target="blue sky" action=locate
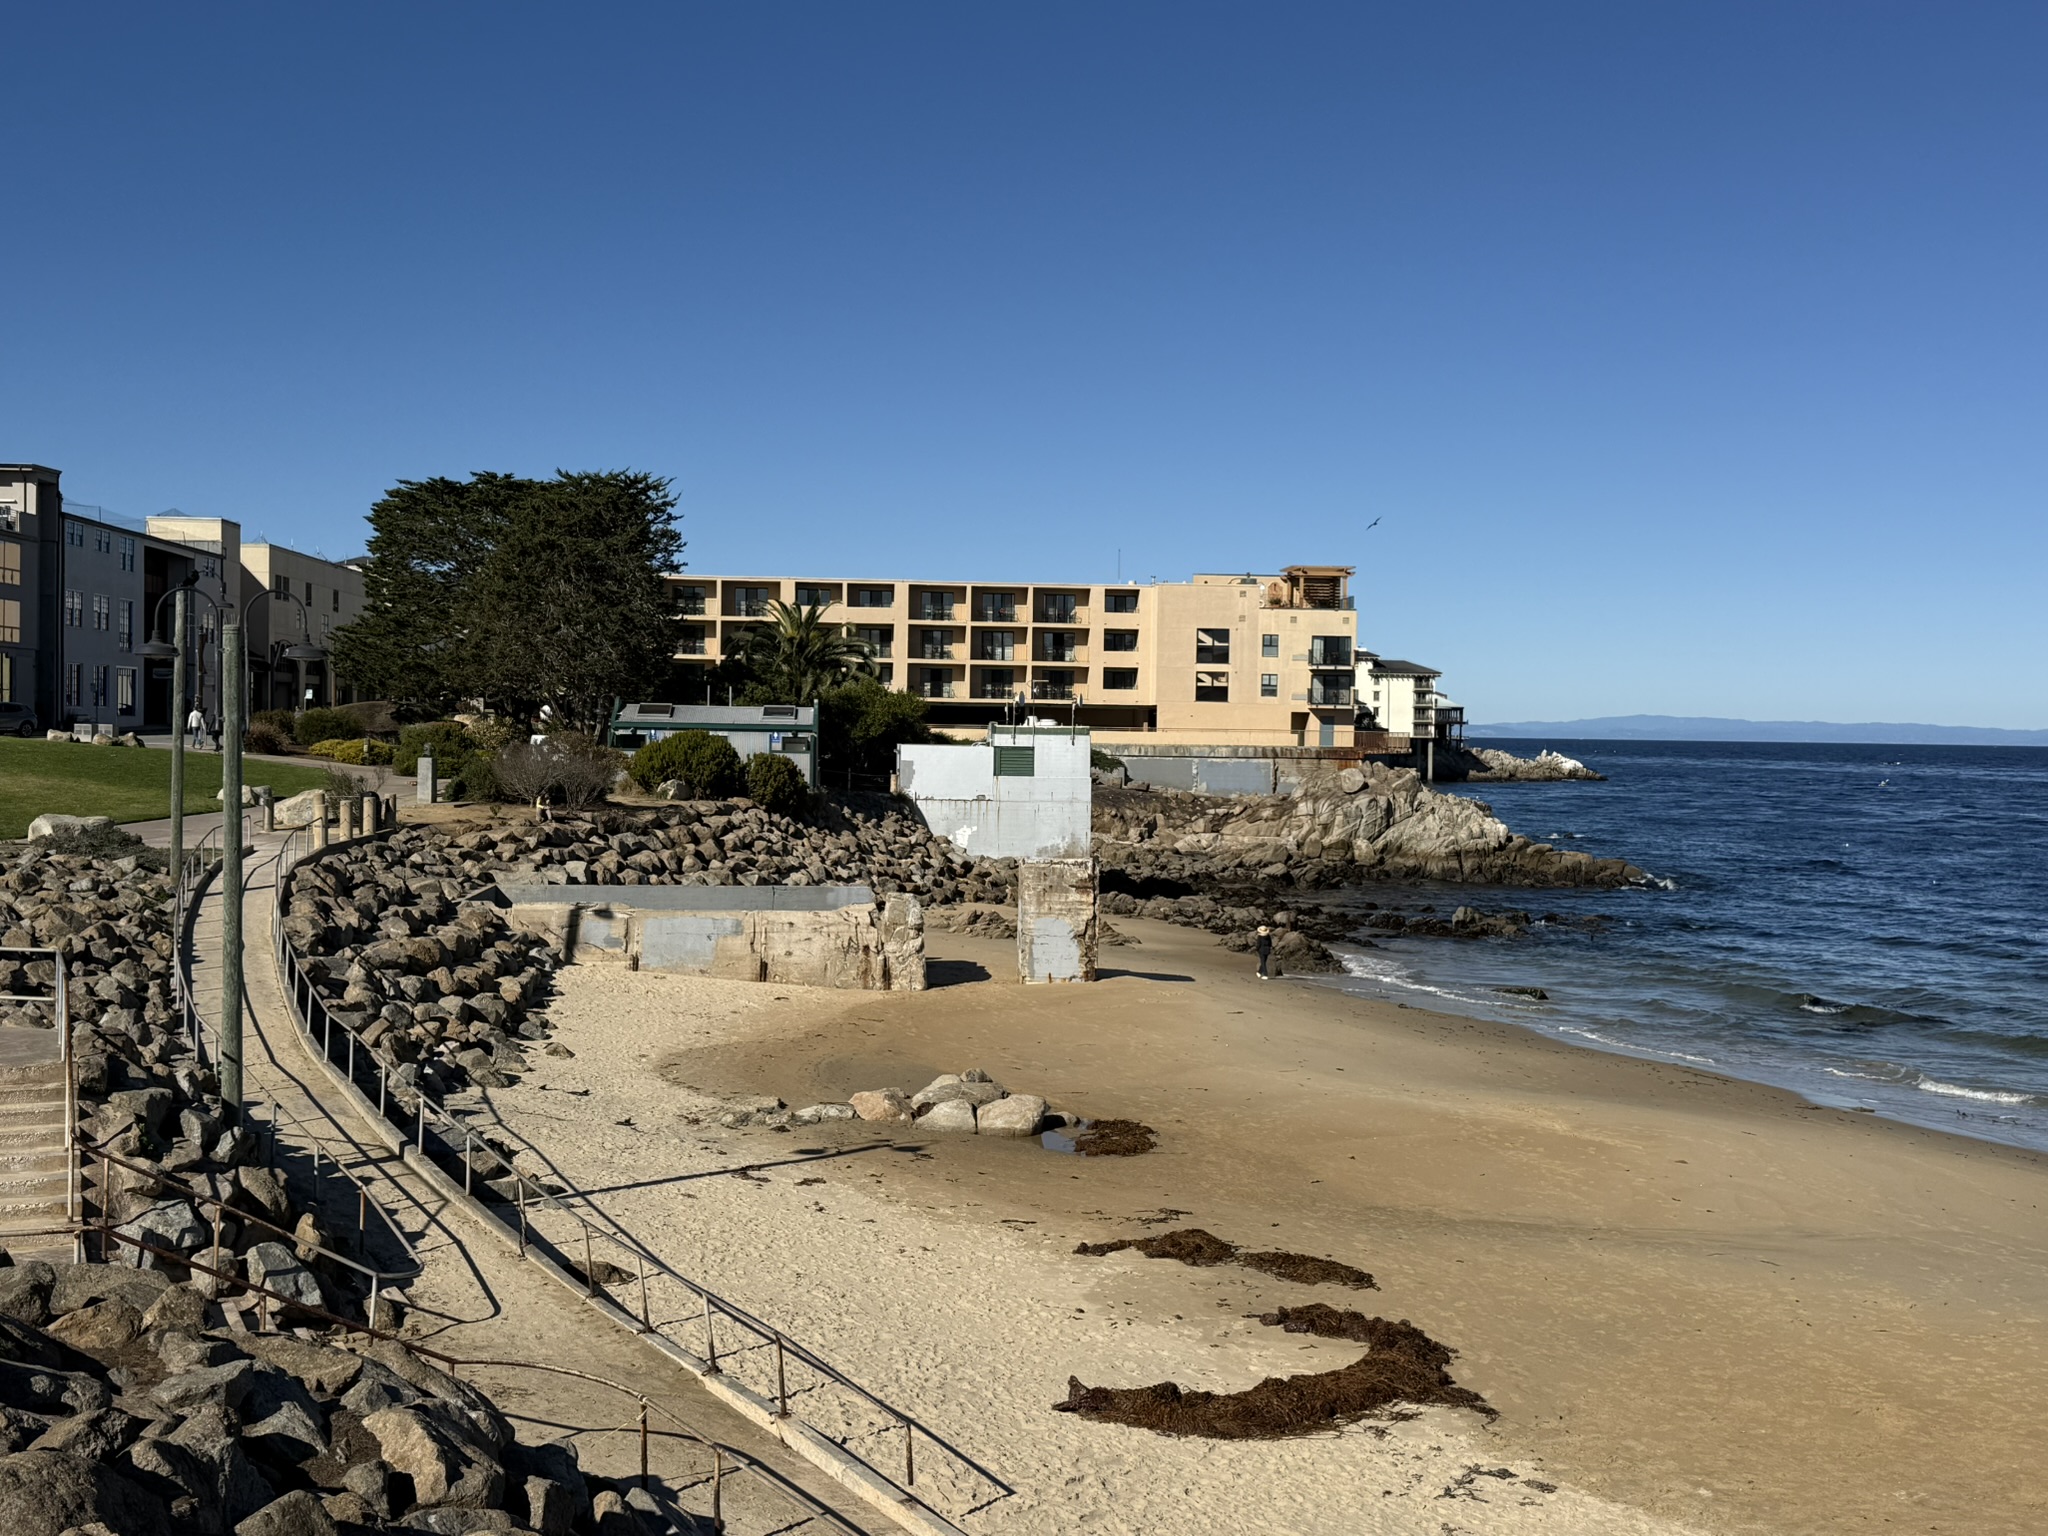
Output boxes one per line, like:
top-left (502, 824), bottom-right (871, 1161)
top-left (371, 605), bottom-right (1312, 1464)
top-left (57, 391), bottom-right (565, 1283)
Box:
top-left (6, 3), bottom-right (2043, 727)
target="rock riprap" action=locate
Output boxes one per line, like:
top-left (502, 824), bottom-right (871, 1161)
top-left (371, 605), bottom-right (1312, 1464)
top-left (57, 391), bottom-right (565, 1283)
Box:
top-left (0, 1286), bottom-right (632, 1534)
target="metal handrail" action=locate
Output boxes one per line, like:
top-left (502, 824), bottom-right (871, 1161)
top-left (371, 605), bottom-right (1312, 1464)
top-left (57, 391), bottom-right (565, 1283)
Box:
top-left (172, 824), bottom-right (424, 1289)
top-left (272, 826), bottom-right (1009, 1521)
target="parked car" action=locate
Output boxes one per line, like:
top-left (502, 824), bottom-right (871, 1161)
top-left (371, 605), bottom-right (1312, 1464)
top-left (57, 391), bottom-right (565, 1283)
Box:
top-left (0, 701), bottom-right (39, 737)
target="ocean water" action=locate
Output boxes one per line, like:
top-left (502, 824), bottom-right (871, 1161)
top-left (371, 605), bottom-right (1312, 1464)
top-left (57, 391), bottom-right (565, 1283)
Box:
top-left (1315, 740), bottom-right (2048, 1152)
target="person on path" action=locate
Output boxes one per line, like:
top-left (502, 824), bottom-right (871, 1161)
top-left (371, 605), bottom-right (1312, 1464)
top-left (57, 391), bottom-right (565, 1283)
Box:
top-left (186, 706), bottom-right (207, 751)
top-left (1255, 924), bottom-right (1273, 980)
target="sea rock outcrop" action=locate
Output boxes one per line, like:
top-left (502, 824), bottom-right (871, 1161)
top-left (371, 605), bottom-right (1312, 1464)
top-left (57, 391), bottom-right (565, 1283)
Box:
top-left (1093, 764), bottom-right (1643, 889)
top-left (1459, 748), bottom-right (1604, 782)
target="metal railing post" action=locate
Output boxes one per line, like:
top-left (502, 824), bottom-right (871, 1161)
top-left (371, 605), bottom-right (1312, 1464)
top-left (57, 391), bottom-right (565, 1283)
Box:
top-left (582, 1222), bottom-right (596, 1296)
top-left (638, 1252), bottom-right (651, 1332)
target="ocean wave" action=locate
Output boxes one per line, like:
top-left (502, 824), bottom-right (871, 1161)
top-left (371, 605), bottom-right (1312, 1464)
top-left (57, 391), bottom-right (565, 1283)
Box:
top-left (1822, 1065), bottom-right (2037, 1107)
top-left (1915, 1079), bottom-right (2036, 1106)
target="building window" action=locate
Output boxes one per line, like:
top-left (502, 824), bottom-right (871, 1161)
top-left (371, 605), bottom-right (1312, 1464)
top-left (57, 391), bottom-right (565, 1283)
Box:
top-left (64, 664), bottom-right (82, 706)
top-left (273, 572), bottom-right (291, 594)
top-left (119, 600), bottom-right (134, 651)
top-left (1105, 590), bottom-right (1138, 614)
top-left (303, 579), bottom-right (313, 605)
top-left (63, 589), bottom-right (83, 626)
top-left (1041, 632), bottom-right (1077, 662)
top-left (855, 625), bottom-right (892, 658)
top-left (0, 599), bottom-right (20, 644)
top-left (977, 591), bottom-right (1017, 623)
top-left (676, 626), bottom-right (706, 656)
top-left (851, 586), bottom-right (893, 608)
top-left (1196, 628), bottom-right (1231, 664)
top-left (1309, 635), bottom-right (1352, 667)
top-left (1034, 670), bottom-right (1074, 700)
top-left (977, 667), bottom-right (1015, 698)
top-left (116, 668), bottom-right (137, 715)
top-left (875, 662), bottom-right (893, 685)
top-left (918, 629), bottom-right (954, 660)
top-left (91, 665), bottom-right (109, 706)
top-left (200, 556), bottom-right (218, 579)
top-left (0, 653), bottom-right (12, 701)
top-left (93, 594), bottom-right (111, 631)
top-left (915, 591), bottom-right (955, 621)
top-left (976, 630), bottom-right (1013, 661)
top-left (0, 541), bottom-right (18, 585)
top-left (1261, 673), bottom-right (1279, 697)
top-left (1040, 593), bottom-right (1077, 623)
top-left (794, 584), bottom-right (836, 608)
top-left (674, 584), bottom-right (707, 615)
top-left (0, 497), bottom-right (17, 533)
top-left (916, 668), bottom-right (954, 699)
top-left (332, 587), bottom-right (341, 611)
top-left (731, 585), bottom-right (772, 617)
top-left (119, 536), bottom-right (136, 571)
top-left (66, 522), bottom-right (84, 548)
top-left (1196, 671), bottom-right (1230, 703)
top-left (1103, 668), bottom-right (1138, 690)
top-left (1103, 629), bottom-right (1138, 652)
top-left (1261, 633), bottom-right (1279, 657)
top-left (94, 527), bottom-right (112, 554)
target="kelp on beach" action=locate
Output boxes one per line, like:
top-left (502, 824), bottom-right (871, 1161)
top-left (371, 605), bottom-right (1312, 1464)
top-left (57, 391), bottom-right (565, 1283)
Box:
top-left (1074, 1226), bottom-right (1376, 1289)
top-left (1053, 1308), bottom-right (1490, 1439)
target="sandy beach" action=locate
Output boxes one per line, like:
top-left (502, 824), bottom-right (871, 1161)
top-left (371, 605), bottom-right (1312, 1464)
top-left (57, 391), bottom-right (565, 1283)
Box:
top-left (472, 911), bottom-right (2048, 1536)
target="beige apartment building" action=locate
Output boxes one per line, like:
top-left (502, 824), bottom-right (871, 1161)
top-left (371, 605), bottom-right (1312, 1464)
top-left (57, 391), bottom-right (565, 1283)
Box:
top-left (667, 564), bottom-right (1362, 748)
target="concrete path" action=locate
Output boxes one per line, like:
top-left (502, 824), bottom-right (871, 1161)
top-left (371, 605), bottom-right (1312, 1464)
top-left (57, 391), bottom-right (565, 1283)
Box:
top-left (182, 833), bottom-right (873, 1532)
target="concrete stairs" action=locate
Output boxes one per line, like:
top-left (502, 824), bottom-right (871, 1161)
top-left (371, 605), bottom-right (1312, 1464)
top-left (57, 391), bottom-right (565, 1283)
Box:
top-left (0, 1057), bottom-right (73, 1263)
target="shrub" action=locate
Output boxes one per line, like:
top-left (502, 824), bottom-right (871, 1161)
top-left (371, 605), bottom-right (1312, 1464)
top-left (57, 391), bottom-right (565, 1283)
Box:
top-left (818, 678), bottom-right (932, 786)
top-left (496, 733), bottom-right (620, 810)
top-left (394, 721), bottom-right (474, 777)
top-left (451, 754), bottom-right (501, 803)
top-left (244, 723), bottom-right (292, 756)
top-left (294, 707), bottom-right (363, 747)
top-left (1090, 748), bottom-right (1126, 773)
top-left (307, 737), bottom-right (394, 765)
top-left (253, 709), bottom-right (298, 738)
top-left (745, 751), bottom-right (808, 816)
top-left (628, 731), bottom-right (741, 797)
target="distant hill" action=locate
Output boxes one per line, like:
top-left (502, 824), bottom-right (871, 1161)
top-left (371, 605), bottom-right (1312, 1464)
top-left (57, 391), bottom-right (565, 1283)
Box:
top-left (1468, 715), bottom-right (2048, 747)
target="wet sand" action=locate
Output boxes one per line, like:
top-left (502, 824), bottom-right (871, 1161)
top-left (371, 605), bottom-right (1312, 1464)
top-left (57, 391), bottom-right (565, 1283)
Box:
top-left (484, 912), bottom-right (2048, 1535)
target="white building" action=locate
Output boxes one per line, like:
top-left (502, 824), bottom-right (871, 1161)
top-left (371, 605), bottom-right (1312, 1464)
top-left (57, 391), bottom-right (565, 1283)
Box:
top-left (896, 723), bottom-right (1093, 859)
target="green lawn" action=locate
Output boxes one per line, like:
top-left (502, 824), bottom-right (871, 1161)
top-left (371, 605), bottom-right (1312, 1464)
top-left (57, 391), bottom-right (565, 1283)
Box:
top-left (0, 738), bottom-right (338, 840)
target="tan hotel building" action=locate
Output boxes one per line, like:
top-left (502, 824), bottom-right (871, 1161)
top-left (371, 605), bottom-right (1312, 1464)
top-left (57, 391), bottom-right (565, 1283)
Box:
top-left (667, 564), bottom-right (1361, 749)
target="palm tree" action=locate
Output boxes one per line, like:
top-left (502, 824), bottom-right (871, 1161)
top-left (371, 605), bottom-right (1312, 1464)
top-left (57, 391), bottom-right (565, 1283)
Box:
top-left (736, 600), bottom-right (876, 702)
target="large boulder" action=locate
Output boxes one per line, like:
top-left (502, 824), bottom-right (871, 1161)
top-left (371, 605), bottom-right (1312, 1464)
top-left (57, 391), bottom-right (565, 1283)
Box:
top-left (25, 815), bottom-right (114, 841)
top-left (243, 1243), bottom-right (323, 1311)
top-left (975, 1095), bottom-right (1048, 1138)
top-left (0, 1448), bottom-right (171, 1536)
top-left (918, 1099), bottom-right (977, 1134)
top-left (360, 1406), bottom-right (504, 1509)
top-left (848, 1089), bottom-right (911, 1123)
top-left (234, 1489), bottom-right (339, 1536)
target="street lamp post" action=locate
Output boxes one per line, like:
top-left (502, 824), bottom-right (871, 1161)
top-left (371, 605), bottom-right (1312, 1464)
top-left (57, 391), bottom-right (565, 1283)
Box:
top-left (144, 581), bottom-right (325, 1121)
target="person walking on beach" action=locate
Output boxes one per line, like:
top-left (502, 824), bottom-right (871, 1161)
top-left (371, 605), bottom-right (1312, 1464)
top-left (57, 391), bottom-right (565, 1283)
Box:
top-left (1255, 924), bottom-right (1273, 980)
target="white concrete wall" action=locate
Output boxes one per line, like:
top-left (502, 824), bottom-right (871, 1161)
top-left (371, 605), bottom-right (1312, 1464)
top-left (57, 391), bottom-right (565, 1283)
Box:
top-left (896, 730), bottom-right (1092, 859)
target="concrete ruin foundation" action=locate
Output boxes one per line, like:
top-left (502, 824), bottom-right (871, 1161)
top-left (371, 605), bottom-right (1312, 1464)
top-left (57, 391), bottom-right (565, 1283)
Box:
top-left (490, 882), bottom-right (926, 991)
top-left (1017, 858), bottom-right (1098, 983)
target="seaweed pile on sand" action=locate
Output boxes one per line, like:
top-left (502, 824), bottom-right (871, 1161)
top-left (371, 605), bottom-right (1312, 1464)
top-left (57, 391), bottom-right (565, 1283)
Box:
top-left (1075, 1227), bottom-right (1375, 1288)
top-left (1053, 1308), bottom-right (1489, 1439)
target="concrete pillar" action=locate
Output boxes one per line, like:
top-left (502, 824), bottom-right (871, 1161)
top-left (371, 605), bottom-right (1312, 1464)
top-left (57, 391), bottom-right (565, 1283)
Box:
top-left (337, 794), bottom-right (357, 841)
top-left (1017, 858), bottom-right (1099, 983)
top-left (310, 791), bottom-right (329, 849)
top-left (258, 788), bottom-right (275, 834)
top-left (361, 791), bottom-right (380, 834)
top-left (417, 755), bottom-right (437, 804)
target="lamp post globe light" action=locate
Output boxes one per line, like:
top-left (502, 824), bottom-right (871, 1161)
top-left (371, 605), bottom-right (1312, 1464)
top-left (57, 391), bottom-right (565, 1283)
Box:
top-left (142, 577), bottom-right (327, 1121)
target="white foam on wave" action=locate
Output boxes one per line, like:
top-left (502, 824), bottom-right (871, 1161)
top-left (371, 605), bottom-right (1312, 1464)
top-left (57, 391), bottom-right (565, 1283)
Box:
top-left (1800, 1002), bottom-right (1850, 1015)
top-left (1916, 1078), bottom-right (2035, 1106)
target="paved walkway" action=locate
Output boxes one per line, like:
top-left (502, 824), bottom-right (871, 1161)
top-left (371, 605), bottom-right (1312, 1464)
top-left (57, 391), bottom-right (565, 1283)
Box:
top-left (183, 832), bottom-right (872, 1532)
